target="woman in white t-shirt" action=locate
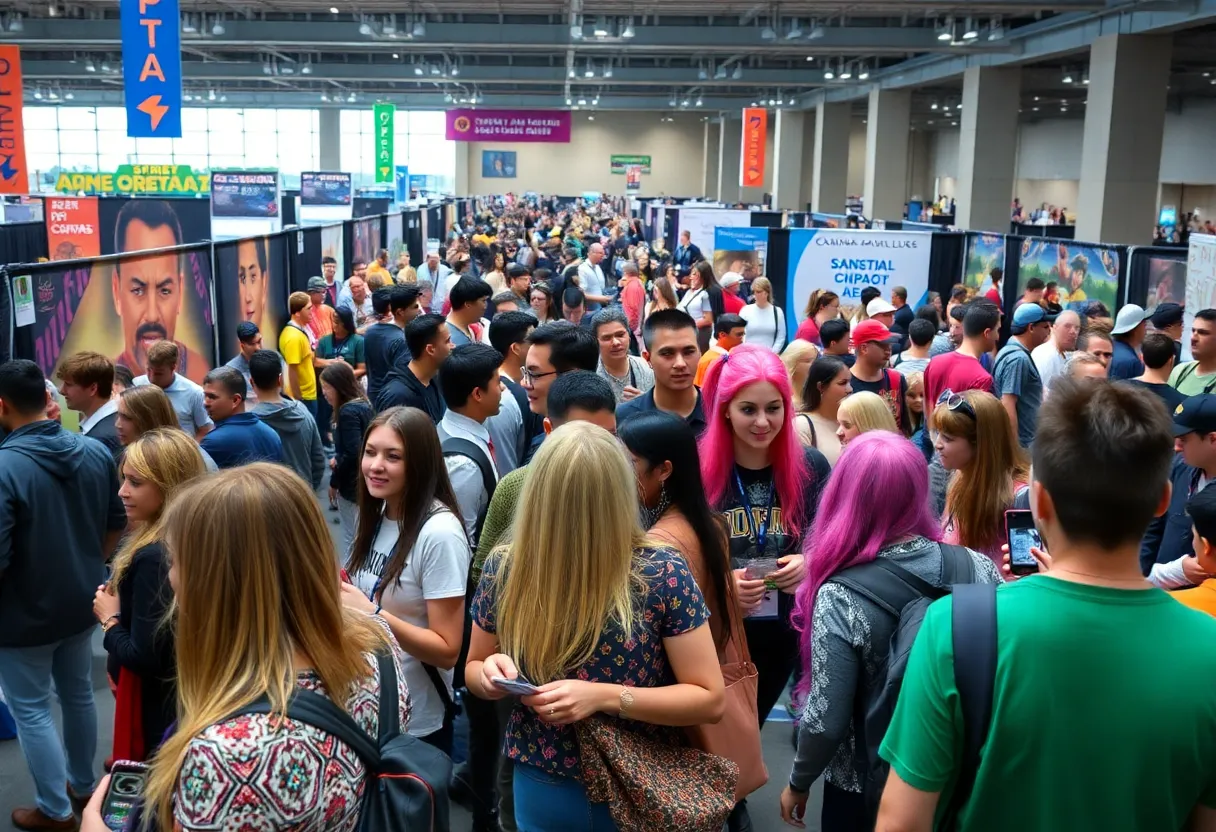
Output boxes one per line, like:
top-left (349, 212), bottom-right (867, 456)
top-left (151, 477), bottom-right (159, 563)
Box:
top-left (341, 406), bottom-right (470, 753)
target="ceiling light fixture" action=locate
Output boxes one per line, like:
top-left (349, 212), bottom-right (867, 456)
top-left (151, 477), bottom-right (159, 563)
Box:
top-left (359, 20), bottom-right (372, 35)
top-left (414, 62), bottom-right (424, 76)
top-left (382, 14), bottom-right (396, 35)
top-left (1062, 69), bottom-right (1074, 84)
top-left (592, 95), bottom-right (599, 105)
top-left (8, 14), bottom-right (23, 32)
top-left (988, 18), bottom-right (1004, 41)
top-left (348, 91), bottom-right (357, 102)
top-left (786, 18), bottom-right (803, 39)
top-left (47, 4), bottom-right (56, 16)
top-left (714, 63), bottom-right (727, 79)
top-left (584, 60), bottom-right (594, 78)
top-left (32, 89), bottom-right (42, 99)
top-left (64, 91), bottom-right (73, 99)
top-left (840, 64), bottom-right (852, 80)
top-left (760, 17), bottom-right (776, 40)
top-left (824, 66), bottom-right (835, 80)
top-left (698, 65), bottom-right (708, 81)
top-left (570, 17), bottom-right (583, 39)
top-left (593, 16), bottom-right (609, 37)
top-left (182, 14), bottom-right (197, 34)
top-left (603, 64), bottom-right (612, 78)
top-left (430, 63), bottom-right (441, 75)
top-left (621, 18), bottom-right (635, 38)
top-left (858, 65), bottom-right (870, 80)
top-left (321, 92), bottom-right (329, 102)
top-left (450, 63), bottom-right (459, 76)
top-left (219, 95), bottom-right (227, 102)
top-left (302, 62), bottom-right (312, 75)
top-left (262, 61), bottom-right (272, 75)
top-left (669, 96), bottom-right (677, 107)
top-left (808, 19), bottom-right (825, 39)
top-left (1082, 72), bottom-right (1089, 85)
top-left (566, 97), bottom-right (572, 105)
top-left (85, 58), bottom-right (96, 72)
top-left (578, 97), bottom-right (587, 106)
top-left (329, 6), bottom-right (339, 13)
top-left (100, 60), bottom-right (111, 72)
top-left (48, 89), bottom-right (58, 100)
top-left (208, 88), bottom-right (216, 101)
top-left (962, 17), bottom-right (979, 40)
top-left (412, 17), bottom-right (425, 37)
top-left (211, 17), bottom-right (225, 35)
top-left (938, 17), bottom-right (954, 42)
top-left (930, 101), bottom-right (938, 109)
top-left (695, 97), bottom-right (703, 107)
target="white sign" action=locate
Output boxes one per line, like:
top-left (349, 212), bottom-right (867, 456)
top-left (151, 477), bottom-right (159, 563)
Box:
top-left (678, 207), bottom-right (751, 256)
top-left (1184, 233), bottom-right (1216, 361)
top-left (786, 229), bottom-right (933, 338)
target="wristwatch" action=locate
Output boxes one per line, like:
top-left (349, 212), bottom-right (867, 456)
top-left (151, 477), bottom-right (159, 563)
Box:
top-left (618, 686), bottom-right (634, 719)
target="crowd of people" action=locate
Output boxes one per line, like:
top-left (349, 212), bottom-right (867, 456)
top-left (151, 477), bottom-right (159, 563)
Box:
top-left (2, 193), bottom-right (1216, 832)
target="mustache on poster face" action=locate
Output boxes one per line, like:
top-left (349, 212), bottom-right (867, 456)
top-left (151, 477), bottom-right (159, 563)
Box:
top-left (135, 322), bottom-right (168, 341)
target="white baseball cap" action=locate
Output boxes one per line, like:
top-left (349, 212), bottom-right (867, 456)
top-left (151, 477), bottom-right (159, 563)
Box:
top-left (866, 298), bottom-right (897, 316)
top-left (720, 271), bottom-right (744, 288)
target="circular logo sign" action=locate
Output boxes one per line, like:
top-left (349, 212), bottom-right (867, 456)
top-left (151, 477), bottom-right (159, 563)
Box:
top-left (454, 116), bottom-right (471, 133)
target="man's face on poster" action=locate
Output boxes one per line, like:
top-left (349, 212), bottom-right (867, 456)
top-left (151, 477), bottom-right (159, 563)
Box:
top-left (112, 219), bottom-right (183, 369)
top-left (238, 239), bottom-right (268, 325)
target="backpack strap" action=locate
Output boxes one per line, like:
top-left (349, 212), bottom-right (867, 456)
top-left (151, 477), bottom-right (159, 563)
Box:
top-left (442, 436), bottom-right (498, 543)
top-left (830, 557), bottom-right (943, 618)
top-left (801, 413), bottom-right (817, 448)
top-left (937, 543), bottom-right (977, 585)
top-left (940, 582), bottom-right (998, 830)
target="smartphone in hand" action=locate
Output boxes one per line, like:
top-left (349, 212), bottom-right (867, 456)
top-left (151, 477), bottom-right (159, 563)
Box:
top-left (1005, 509), bottom-right (1042, 576)
top-left (101, 761), bottom-right (148, 831)
top-left (492, 675), bottom-right (541, 696)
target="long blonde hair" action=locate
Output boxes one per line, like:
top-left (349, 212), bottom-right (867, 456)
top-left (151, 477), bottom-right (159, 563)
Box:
top-left (109, 429), bottom-right (206, 591)
top-left (144, 464), bottom-right (390, 828)
top-left (492, 422), bottom-right (648, 684)
top-left (935, 389), bottom-right (1029, 550)
top-left (839, 391), bottom-right (899, 435)
top-left (780, 340), bottom-right (819, 410)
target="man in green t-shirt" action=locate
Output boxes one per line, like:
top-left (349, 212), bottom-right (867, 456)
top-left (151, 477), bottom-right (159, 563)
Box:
top-left (878, 378), bottom-right (1216, 832)
top-left (1170, 308), bottom-right (1216, 396)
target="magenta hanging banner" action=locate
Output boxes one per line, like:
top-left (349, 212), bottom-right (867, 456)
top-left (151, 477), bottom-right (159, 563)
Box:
top-left (445, 109), bottom-right (572, 143)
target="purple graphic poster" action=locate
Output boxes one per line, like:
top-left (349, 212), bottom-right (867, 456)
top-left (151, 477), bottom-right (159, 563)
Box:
top-left (446, 109), bottom-right (571, 143)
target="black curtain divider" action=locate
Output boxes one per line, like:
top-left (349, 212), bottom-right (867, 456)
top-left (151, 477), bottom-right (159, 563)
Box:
top-left (0, 272), bottom-right (12, 363)
top-left (426, 206), bottom-right (443, 245)
top-left (281, 191), bottom-right (299, 227)
top-left (883, 221), bottom-right (904, 230)
top-left (291, 225), bottom-right (323, 295)
top-left (1010, 222), bottom-right (1074, 240)
top-left (766, 228), bottom-right (790, 326)
top-left (354, 197), bottom-right (391, 219)
top-left (0, 220), bottom-right (50, 267)
top-left (405, 209), bottom-right (424, 266)
top-left (750, 211), bottom-right (783, 229)
top-left (342, 220), bottom-right (355, 277)
top-left (929, 232), bottom-right (966, 302)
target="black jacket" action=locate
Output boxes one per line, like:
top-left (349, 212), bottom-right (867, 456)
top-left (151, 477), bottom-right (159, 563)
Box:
top-left (363, 322), bottom-right (408, 404)
top-left (376, 365), bottom-right (447, 422)
top-left (84, 411), bottom-right (124, 465)
top-left (104, 542), bottom-right (177, 753)
top-left (0, 420), bottom-right (126, 647)
top-left (1141, 453), bottom-right (1207, 575)
top-left (333, 399), bottom-right (374, 502)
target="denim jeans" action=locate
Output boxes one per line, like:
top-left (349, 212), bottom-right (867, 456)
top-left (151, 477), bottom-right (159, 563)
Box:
top-left (301, 397), bottom-right (319, 425)
top-left (513, 765), bottom-right (617, 831)
top-left (0, 628), bottom-right (98, 820)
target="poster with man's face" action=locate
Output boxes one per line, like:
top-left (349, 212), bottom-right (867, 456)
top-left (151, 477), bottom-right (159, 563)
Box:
top-left (214, 235), bottom-right (289, 364)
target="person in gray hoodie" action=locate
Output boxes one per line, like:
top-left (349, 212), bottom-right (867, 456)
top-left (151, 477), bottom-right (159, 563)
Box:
top-left (0, 360), bottom-right (127, 830)
top-left (248, 349), bottom-right (326, 491)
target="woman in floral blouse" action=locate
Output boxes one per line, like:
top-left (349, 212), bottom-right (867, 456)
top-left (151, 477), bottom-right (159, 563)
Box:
top-left (465, 422), bottom-right (725, 831)
top-left (84, 464), bottom-right (410, 832)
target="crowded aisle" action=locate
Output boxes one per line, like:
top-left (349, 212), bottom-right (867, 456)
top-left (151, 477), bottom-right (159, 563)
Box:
top-left (3, 191), bottom-right (1216, 832)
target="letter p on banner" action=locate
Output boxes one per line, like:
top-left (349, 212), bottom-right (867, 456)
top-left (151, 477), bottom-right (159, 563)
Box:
top-left (740, 107), bottom-right (767, 189)
top-left (0, 46), bottom-right (29, 195)
top-left (121, 0), bottom-right (182, 137)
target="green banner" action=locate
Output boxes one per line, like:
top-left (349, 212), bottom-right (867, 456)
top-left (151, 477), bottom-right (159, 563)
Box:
top-left (53, 164), bottom-right (210, 195)
top-left (374, 103), bottom-right (395, 183)
top-left (610, 154), bottom-right (652, 174)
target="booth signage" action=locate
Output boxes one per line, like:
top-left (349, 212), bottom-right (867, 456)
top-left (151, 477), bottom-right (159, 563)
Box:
top-left (446, 109), bottom-right (571, 143)
top-left (374, 103), bottom-right (395, 183)
top-left (301, 172), bottom-right (352, 206)
top-left (54, 164), bottom-right (209, 195)
top-left (210, 170), bottom-right (279, 219)
top-left (0, 45), bottom-right (28, 195)
top-left (120, 0), bottom-right (183, 138)
top-left (611, 155), bottom-right (651, 174)
top-left (45, 196), bottom-right (101, 260)
top-left (740, 107), bottom-right (767, 189)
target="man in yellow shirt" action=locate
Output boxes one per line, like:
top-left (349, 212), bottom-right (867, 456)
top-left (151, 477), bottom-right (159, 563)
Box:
top-left (694, 314), bottom-right (746, 387)
top-left (279, 291), bottom-right (319, 421)
top-left (1174, 486), bottom-right (1216, 618)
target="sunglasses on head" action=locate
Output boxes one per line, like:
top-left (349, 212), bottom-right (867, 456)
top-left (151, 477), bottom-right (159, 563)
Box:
top-left (937, 389), bottom-right (977, 420)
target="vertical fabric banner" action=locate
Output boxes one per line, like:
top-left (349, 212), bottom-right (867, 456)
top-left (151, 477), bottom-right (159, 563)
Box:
top-left (740, 107), bottom-right (767, 189)
top-left (46, 196), bottom-right (101, 260)
top-left (120, 0), bottom-right (183, 138)
top-left (625, 164), bottom-right (642, 193)
top-left (373, 103), bottom-right (395, 184)
top-left (0, 45), bottom-right (28, 195)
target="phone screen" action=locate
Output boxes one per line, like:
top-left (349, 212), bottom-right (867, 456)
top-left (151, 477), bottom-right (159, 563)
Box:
top-left (102, 763), bottom-right (148, 831)
top-left (1006, 511), bottom-right (1042, 574)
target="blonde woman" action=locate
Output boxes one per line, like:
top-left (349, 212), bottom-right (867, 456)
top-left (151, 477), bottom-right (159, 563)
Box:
top-left (114, 385), bottom-right (218, 471)
top-left (780, 340), bottom-right (819, 410)
top-left (835, 390), bottom-right (899, 447)
top-left (102, 464), bottom-right (409, 831)
top-left (92, 429), bottom-right (206, 762)
top-left (740, 277), bottom-right (787, 351)
top-left (465, 422), bottom-right (725, 829)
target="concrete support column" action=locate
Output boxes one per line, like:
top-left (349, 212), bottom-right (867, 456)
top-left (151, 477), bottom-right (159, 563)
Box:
top-left (955, 66), bottom-right (1021, 232)
top-left (862, 89), bottom-right (912, 221)
top-left (811, 102), bottom-right (851, 214)
top-left (772, 109), bottom-right (806, 210)
top-left (1076, 33), bottom-right (1172, 244)
top-left (703, 120), bottom-right (720, 199)
top-left (454, 144), bottom-right (470, 196)
top-left (319, 108), bottom-right (341, 170)
top-left (718, 116), bottom-right (742, 204)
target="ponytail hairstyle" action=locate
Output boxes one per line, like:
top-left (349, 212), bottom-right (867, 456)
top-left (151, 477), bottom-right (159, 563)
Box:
top-left (698, 343), bottom-right (811, 535)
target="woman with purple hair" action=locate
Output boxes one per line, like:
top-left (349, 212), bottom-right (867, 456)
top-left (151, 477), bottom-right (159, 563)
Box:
top-left (778, 431), bottom-right (1000, 829)
top-left (697, 344), bottom-right (832, 737)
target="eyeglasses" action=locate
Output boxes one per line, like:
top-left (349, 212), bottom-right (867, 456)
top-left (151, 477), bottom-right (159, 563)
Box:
top-left (521, 367), bottom-right (559, 385)
top-left (937, 389), bottom-right (977, 420)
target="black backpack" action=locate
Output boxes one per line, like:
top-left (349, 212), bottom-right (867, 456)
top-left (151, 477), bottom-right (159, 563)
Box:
top-left (441, 436), bottom-right (498, 550)
top-left (235, 653), bottom-right (452, 832)
top-left (830, 547), bottom-right (997, 830)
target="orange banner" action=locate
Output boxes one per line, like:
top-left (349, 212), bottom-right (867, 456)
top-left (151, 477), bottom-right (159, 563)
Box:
top-left (45, 196), bottom-right (101, 260)
top-left (0, 45), bottom-right (28, 195)
top-left (740, 107), bottom-right (768, 189)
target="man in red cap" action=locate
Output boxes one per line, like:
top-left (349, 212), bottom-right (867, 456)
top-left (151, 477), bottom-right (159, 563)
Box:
top-left (850, 318), bottom-right (908, 430)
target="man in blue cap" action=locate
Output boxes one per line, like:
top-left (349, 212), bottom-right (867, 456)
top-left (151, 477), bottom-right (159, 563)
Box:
top-left (992, 302), bottom-right (1053, 447)
top-left (1140, 394), bottom-right (1216, 589)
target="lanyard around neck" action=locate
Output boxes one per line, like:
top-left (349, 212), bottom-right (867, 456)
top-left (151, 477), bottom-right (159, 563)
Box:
top-left (733, 468), bottom-right (776, 553)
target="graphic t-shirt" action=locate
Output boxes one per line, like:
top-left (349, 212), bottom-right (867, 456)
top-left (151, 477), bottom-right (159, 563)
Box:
top-left (881, 577), bottom-right (1216, 831)
top-left (349, 506), bottom-right (470, 737)
top-left (279, 323), bottom-right (317, 401)
top-left (471, 546), bottom-right (708, 778)
top-left (849, 370), bottom-right (908, 431)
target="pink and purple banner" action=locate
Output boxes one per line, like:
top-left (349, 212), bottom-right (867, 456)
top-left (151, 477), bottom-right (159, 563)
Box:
top-left (446, 109), bottom-right (571, 143)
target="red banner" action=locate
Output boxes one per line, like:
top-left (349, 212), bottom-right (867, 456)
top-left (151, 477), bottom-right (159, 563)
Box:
top-left (46, 196), bottom-right (101, 260)
top-left (740, 107), bottom-right (768, 189)
top-left (0, 45), bottom-right (29, 195)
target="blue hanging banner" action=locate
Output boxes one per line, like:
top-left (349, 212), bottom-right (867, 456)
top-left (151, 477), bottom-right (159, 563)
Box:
top-left (120, 0), bottom-right (183, 138)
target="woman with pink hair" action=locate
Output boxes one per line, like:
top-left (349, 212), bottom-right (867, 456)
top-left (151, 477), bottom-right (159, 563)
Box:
top-left (698, 343), bottom-right (832, 736)
top-left (778, 431), bottom-right (1000, 829)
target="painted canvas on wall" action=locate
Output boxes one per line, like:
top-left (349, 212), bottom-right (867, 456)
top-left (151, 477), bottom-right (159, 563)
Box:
top-left (1147, 256), bottom-right (1187, 312)
top-left (482, 150), bottom-right (517, 179)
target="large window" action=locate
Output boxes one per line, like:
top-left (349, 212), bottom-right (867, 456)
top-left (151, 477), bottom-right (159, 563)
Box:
top-left (25, 106), bottom-right (455, 192)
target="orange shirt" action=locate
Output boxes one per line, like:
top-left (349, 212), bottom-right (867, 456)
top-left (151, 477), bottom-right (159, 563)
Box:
top-left (695, 344), bottom-right (726, 387)
top-left (306, 302), bottom-right (335, 342)
top-left (1174, 580), bottom-right (1216, 618)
